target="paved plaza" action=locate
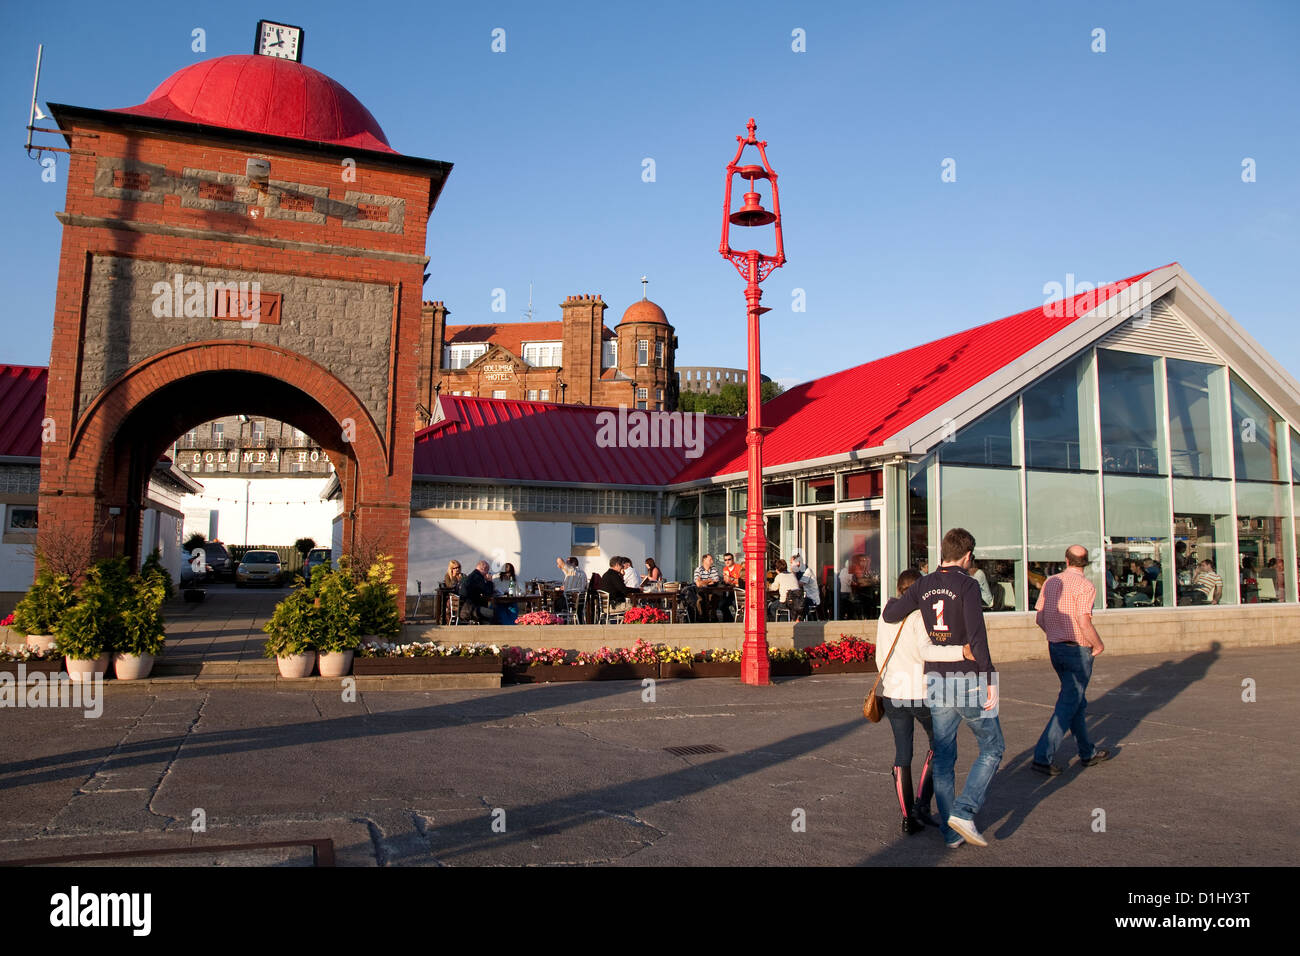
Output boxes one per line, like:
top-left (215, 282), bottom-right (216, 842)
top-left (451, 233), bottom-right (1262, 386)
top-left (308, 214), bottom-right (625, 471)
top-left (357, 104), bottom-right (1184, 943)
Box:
top-left (0, 641), bottom-right (1294, 867)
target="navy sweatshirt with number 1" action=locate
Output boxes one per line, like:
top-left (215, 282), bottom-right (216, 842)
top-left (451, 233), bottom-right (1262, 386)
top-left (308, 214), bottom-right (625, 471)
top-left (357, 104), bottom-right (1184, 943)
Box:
top-left (881, 565), bottom-right (997, 678)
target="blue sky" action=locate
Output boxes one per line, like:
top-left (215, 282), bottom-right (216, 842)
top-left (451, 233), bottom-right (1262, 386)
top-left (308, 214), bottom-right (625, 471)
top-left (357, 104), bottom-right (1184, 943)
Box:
top-left (3, 0), bottom-right (1297, 388)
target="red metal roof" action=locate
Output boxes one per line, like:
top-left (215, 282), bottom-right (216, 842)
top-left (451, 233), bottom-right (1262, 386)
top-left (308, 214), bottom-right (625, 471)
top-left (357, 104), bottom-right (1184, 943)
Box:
top-left (671, 267), bottom-right (1167, 482)
top-left (112, 54), bottom-right (396, 154)
top-left (0, 365), bottom-right (48, 458)
top-left (414, 396), bottom-right (737, 486)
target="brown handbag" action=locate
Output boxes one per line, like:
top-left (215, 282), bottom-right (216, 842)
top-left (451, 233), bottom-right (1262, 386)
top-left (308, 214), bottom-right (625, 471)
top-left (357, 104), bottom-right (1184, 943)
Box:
top-left (863, 619), bottom-right (907, 722)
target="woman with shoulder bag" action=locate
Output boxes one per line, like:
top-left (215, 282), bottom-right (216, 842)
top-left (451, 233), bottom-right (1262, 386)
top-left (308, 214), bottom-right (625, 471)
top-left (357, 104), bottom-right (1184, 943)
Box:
top-left (874, 569), bottom-right (970, 835)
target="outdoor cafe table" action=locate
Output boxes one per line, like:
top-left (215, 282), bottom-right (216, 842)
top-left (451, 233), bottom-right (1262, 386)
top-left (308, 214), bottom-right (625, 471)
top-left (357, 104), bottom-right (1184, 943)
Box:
top-left (693, 584), bottom-right (732, 623)
top-left (627, 589), bottom-right (678, 624)
top-left (493, 593), bottom-right (547, 612)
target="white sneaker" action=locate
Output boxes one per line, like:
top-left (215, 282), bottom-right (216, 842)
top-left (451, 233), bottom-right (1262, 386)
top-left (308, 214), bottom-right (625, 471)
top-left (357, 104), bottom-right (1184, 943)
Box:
top-left (946, 816), bottom-right (988, 847)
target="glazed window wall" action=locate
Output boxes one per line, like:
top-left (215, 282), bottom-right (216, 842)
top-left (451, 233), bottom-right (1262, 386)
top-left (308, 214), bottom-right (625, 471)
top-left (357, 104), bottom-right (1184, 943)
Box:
top-left (941, 402), bottom-right (1017, 466)
top-left (939, 464), bottom-right (1023, 611)
top-left (1237, 482), bottom-right (1290, 603)
top-left (1103, 475), bottom-right (1170, 607)
top-left (1024, 354), bottom-right (1096, 470)
top-left (1099, 349), bottom-right (1163, 475)
top-left (1172, 478), bottom-right (1236, 605)
top-left (1231, 375), bottom-right (1286, 481)
top-left (1167, 360), bottom-right (1231, 478)
top-left (1027, 471), bottom-right (1102, 610)
top-left (907, 457), bottom-right (935, 574)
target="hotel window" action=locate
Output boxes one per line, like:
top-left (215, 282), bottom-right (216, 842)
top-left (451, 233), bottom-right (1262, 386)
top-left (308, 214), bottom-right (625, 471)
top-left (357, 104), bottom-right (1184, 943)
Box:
top-left (527, 390), bottom-right (539, 401)
top-left (523, 342), bottom-right (562, 367)
top-left (211, 422), bottom-right (224, 447)
top-left (636, 387), bottom-right (648, 410)
top-left (252, 420), bottom-right (265, 443)
top-left (445, 344), bottom-right (488, 369)
top-left (637, 340), bottom-right (649, 366)
top-left (5, 505), bottom-right (38, 532)
top-left (601, 340), bottom-right (618, 368)
top-left (655, 388), bottom-right (663, 410)
top-left (655, 341), bottom-right (665, 367)
top-left (183, 429), bottom-right (197, 448)
top-left (492, 390), bottom-right (507, 399)
top-left (539, 389), bottom-right (550, 401)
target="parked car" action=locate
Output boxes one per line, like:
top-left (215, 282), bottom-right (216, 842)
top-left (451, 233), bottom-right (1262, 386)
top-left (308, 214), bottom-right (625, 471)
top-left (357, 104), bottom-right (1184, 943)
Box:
top-left (203, 541), bottom-right (234, 580)
top-left (304, 547), bottom-right (331, 583)
top-left (180, 548), bottom-right (208, 585)
top-left (235, 550), bottom-right (284, 587)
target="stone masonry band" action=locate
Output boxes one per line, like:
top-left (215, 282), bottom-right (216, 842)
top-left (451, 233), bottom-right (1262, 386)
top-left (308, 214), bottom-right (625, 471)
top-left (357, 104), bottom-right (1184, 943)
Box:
top-left (79, 255), bottom-right (394, 427)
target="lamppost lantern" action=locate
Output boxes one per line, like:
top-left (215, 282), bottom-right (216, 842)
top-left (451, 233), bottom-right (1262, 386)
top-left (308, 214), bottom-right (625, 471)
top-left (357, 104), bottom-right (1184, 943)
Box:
top-left (719, 117), bottom-right (787, 687)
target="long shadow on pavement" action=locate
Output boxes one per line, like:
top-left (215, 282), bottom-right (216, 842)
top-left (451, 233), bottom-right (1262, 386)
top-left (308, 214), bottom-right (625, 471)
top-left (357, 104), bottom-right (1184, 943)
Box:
top-left (851, 643), bottom-right (1223, 865)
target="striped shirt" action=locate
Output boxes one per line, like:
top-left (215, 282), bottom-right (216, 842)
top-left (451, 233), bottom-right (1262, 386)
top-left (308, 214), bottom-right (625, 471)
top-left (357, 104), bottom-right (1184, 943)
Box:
top-left (1034, 567), bottom-right (1096, 643)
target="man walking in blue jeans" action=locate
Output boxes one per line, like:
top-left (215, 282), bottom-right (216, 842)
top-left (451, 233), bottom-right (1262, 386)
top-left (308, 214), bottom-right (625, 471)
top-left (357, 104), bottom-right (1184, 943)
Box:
top-left (1032, 545), bottom-right (1112, 774)
top-left (883, 528), bottom-right (1003, 848)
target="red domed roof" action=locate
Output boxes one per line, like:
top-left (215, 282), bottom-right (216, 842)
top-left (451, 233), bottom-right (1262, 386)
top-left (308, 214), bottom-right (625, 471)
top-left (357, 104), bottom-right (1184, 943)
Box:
top-left (618, 299), bottom-right (670, 326)
top-left (112, 55), bottom-right (395, 154)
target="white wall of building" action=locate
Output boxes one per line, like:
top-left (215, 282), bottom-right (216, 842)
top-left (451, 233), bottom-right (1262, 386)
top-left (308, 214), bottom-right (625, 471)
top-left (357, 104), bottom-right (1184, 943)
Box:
top-left (180, 476), bottom-right (336, 547)
top-left (139, 509), bottom-right (183, 581)
top-left (0, 539), bottom-right (35, 591)
top-left (406, 516), bottom-right (672, 591)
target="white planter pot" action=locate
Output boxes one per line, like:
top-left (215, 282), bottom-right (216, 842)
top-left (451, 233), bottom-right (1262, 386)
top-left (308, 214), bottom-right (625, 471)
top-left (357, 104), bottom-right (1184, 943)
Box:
top-left (65, 653), bottom-right (111, 682)
top-left (317, 650), bottom-right (354, 678)
top-left (25, 634), bottom-right (57, 653)
top-left (276, 652), bottom-right (316, 679)
top-left (113, 652), bottom-right (155, 681)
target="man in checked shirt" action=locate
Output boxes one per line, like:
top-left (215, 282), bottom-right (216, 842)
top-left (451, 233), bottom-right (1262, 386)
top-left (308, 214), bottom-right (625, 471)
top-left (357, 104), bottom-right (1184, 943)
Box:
top-left (1031, 545), bottom-right (1112, 775)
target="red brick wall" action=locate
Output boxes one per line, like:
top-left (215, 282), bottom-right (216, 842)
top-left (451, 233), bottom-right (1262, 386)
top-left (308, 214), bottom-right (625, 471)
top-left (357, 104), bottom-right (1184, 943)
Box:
top-left (38, 114), bottom-right (444, 609)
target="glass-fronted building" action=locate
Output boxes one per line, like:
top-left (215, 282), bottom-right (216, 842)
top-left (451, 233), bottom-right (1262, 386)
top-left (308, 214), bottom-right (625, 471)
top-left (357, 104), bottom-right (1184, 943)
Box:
top-left (664, 265), bottom-right (1300, 616)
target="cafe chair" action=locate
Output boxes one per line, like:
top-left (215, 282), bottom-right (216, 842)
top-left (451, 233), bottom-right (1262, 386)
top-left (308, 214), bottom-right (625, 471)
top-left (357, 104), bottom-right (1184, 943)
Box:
top-left (997, 582), bottom-right (1015, 611)
top-left (561, 590), bottom-right (585, 625)
top-left (595, 590), bottom-right (624, 625)
top-left (732, 587), bottom-right (745, 623)
top-left (446, 593), bottom-right (466, 625)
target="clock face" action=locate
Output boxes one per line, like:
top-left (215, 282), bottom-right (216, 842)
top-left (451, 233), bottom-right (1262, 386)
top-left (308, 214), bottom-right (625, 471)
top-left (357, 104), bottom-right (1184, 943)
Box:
top-left (255, 20), bottom-right (304, 61)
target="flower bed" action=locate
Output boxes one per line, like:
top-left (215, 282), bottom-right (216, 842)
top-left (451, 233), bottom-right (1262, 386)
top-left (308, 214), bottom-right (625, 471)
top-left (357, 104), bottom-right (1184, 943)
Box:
top-left (621, 606), bottom-right (670, 624)
top-left (352, 641), bottom-right (502, 675)
top-left (0, 646), bottom-right (64, 674)
top-left (516, 611), bottom-right (564, 626)
top-left (804, 635), bottom-right (876, 673)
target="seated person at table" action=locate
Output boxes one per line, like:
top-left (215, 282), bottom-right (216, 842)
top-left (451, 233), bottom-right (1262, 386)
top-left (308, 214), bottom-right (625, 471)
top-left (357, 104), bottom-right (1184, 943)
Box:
top-left (496, 562), bottom-right (521, 624)
top-left (443, 560), bottom-right (463, 591)
top-left (721, 552), bottom-right (744, 588)
top-left (643, 557), bottom-right (663, 589)
top-left (768, 559), bottom-right (806, 620)
top-left (694, 554), bottom-right (724, 621)
top-left (839, 558), bottom-right (863, 619)
top-left (799, 563), bottom-right (821, 618)
top-left (556, 556), bottom-right (588, 593)
top-left (599, 559), bottom-right (630, 612)
top-left (1194, 559), bottom-right (1223, 604)
top-left (970, 561), bottom-right (994, 608)
top-left (458, 560), bottom-right (496, 624)
top-left (621, 556), bottom-right (642, 590)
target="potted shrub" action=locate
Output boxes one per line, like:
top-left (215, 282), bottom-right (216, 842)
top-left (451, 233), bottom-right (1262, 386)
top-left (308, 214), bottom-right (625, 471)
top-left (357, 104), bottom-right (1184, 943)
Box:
top-left (11, 570), bottom-right (76, 653)
top-left (140, 549), bottom-right (175, 603)
top-left (263, 587), bottom-right (317, 678)
top-left (55, 559), bottom-right (134, 682)
top-left (354, 640), bottom-right (503, 675)
top-left (354, 556), bottom-right (402, 648)
top-left (312, 567), bottom-right (361, 677)
top-left (114, 573), bottom-right (167, 680)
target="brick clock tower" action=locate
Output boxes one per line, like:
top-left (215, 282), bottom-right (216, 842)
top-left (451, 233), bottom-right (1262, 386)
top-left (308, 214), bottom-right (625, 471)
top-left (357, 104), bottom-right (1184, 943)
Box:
top-left (37, 36), bottom-right (451, 604)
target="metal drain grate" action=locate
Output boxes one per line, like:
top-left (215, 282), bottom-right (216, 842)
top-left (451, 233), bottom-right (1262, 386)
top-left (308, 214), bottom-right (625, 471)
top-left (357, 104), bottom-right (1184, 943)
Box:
top-left (664, 744), bottom-right (726, 757)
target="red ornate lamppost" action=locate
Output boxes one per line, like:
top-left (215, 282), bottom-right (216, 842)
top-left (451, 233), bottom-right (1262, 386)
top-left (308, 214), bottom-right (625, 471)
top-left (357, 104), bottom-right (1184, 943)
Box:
top-left (720, 118), bottom-right (785, 686)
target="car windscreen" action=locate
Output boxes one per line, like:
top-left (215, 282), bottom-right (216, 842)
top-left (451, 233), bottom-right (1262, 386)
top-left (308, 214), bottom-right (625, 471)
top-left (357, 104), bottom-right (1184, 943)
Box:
top-left (242, 552), bottom-right (280, 564)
